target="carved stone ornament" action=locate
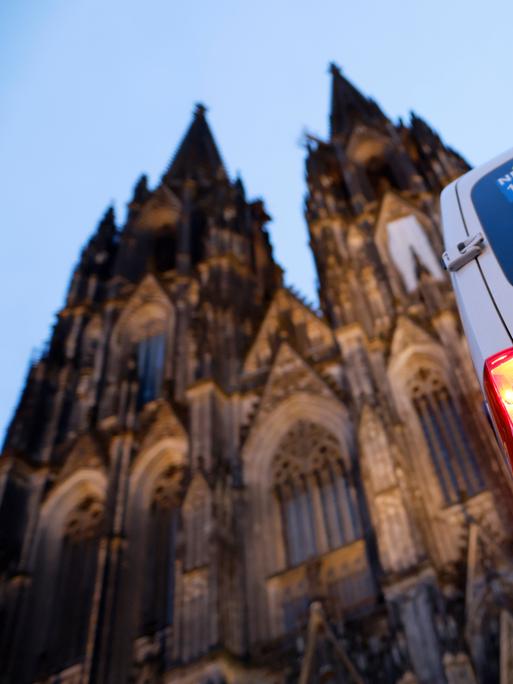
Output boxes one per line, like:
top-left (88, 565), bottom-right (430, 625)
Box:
top-left (64, 496), bottom-right (105, 542)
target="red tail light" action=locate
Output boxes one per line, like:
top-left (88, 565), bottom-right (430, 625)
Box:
top-left (484, 347), bottom-right (513, 469)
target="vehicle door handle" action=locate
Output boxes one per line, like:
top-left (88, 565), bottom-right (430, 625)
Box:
top-left (442, 232), bottom-right (486, 272)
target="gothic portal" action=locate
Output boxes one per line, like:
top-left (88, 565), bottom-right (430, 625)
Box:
top-left (1, 65), bottom-right (513, 684)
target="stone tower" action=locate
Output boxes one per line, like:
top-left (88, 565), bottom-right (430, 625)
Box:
top-left (1, 70), bottom-right (513, 684)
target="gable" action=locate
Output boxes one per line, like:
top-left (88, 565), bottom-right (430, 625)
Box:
top-left (133, 184), bottom-right (181, 231)
top-left (56, 434), bottom-right (107, 485)
top-left (389, 315), bottom-right (437, 359)
top-left (250, 342), bottom-right (337, 428)
top-left (243, 288), bottom-right (334, 374)
top-left (138, 400), bottom-right (188, 454)
top-left (113, 274), bottom-right (174, 345)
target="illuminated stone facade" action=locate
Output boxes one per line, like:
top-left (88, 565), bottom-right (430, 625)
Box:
top-left (1, 66), bottom-right (513, 684)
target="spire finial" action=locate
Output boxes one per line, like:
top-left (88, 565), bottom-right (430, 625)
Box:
top-left (194, 102), bottom-right (207, 118)
top-left (102, 205), bottom-right (115, 224)
top-left (329, 62), bottom-right (342, 76)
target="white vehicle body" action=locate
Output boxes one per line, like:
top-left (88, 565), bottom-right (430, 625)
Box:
top-left (441, 148), bottom-right (513, 466)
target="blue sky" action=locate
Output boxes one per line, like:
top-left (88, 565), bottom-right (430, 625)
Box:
top-left (1, 0), bottom-right (512, 441)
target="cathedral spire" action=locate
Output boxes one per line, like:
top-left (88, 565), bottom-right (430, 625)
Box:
top-left (329, 62), bottom-right (387, 140)
top-left (163, 103), bottom-right (227, 184)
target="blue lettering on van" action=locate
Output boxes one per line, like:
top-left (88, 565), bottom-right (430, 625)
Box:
top-left (496, 167), bottom-right (513, 202)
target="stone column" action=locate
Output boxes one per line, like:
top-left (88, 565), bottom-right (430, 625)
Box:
top-left (86, 431), bottom-right (133, 684)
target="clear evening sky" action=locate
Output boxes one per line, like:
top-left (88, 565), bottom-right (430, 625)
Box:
top-left (1, 0), bottom-right (511, 442)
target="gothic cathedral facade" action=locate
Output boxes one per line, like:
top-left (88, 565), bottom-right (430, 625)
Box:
top-left (1, 66), bottom-right (513, 684)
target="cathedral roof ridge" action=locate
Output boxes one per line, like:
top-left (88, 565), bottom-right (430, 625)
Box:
top-left (283, 284), bottom-right (323, 320)
top-left (242, 286), bottom-right (333, 375)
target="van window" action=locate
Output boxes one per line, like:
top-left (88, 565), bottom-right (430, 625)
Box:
top-left (471, 156), bottom-right (513, 285)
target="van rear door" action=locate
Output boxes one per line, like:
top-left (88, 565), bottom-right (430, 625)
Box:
top-left (441, 181), bottom-right (510, 382)
top-left (456, 150), bottom-right (513, 344)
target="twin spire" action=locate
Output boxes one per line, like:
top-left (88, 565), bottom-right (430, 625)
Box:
top-left (122, 66), bottom-right (383, 224)
top-left (164, 66), bottom-right (381, 185)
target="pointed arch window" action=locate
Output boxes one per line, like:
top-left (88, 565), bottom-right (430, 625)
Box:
top-left (43, 496), bottom-right (104, 675)
top-left (116, 302), bottom-right (170, 410)
top-left (386, 215), bottom-right (444, 293)
top-left (410, 368), bottom-right (485, 505)
top-left (137, 332), bottom-right (166, 407)
top-left (272, 421), bottom-right (361, 567)
top-left (142, 466), bottom-right (181, 634)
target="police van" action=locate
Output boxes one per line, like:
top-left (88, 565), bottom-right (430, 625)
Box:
top-left (441, 148), bottom-right (513, 470)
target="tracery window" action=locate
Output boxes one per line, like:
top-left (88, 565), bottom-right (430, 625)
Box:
top-left (272, 421), bottom-right (361, 567)
top-left (410, 368), bottom-right (484, 505)
top-left (45, 496), bottom-right (104, 673)
top-left (142, 465), bottom-right (181, 633)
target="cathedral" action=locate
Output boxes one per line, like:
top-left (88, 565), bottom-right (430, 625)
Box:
top-left (1, 64), bottom-right (513, 684)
